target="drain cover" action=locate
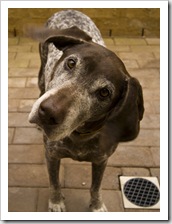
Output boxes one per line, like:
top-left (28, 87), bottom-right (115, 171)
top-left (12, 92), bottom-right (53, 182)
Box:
top-left (120, 176), bottom-right (160, 209)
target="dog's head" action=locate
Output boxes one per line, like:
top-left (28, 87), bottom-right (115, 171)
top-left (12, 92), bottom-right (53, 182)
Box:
top-left (27, 26), bottom-right (144, 142)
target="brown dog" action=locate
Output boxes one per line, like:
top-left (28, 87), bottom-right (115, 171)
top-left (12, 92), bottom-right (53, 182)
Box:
top-left (27, 10), bottom-right (144, 212)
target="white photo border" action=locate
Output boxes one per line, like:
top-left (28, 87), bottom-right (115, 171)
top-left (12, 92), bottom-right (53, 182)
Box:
top-left (1, 0), bottom-right (168, 221)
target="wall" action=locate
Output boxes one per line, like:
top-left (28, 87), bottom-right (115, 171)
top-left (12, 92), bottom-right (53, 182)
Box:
top-left (8, 8), bottom-right (160, 37)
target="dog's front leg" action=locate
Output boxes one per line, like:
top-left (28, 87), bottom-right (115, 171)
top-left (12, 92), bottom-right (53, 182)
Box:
top-left (90, 160), bottom-right (108, 212)
top-left (45, 154), bottom-right (66, 212)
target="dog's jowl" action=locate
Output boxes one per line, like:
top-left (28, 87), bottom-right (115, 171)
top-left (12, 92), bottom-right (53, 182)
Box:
top-left (27, 10), bottom-right (144, 212)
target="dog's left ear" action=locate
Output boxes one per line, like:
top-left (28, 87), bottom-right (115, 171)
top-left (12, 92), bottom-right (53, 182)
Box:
top-left (25, 25), bottom-right (92, 50)
top-left (100, 77), bottom-right (144, 151)
top-left (45, 27), bottom-right (92, 50)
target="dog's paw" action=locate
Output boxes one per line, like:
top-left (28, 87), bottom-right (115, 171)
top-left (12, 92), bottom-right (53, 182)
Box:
top-left (91, 203), bottom-right (108, 212)
top-left (48, 200), bottom-right (66, 212)
top-left (90, 202), bottom-right (108, 212)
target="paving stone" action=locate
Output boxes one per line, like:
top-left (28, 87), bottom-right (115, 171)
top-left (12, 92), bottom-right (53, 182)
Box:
top-left (8, 77), bottom-right (26, 87)
top-left (8, 187), bottom-right (38, 212)
top-left (64, 164), bottom-right (91, 189)
top-left (110, 45), bottom-right (131, 53)
top-left (8, 164), bottom-right (49, 187)
top-left (61, 158), bottom-right (89, 165)
top-left (122, 59), bottom-right (139, 69)
top-left (64, 189), bottom-right (124, 212)
top-left (18, 37), bottom-right (38, 45)
top-left (8, 45), bottom-right (32, 53)
top-left (37, 188), bottom-right (90, 212)
top-left (18, 99), bottom-right (36, 112)
top-left (8, 52), bottom-right (16, 60)
top-left (144, 100), bottom-right (160, 114)
top-left (9, 68), bottom-right (39, 77)
top-left (138, 58), bottom-right (160, 69)
top-left (108, 146), bottom-right (154, 167)
top-left (60, 188), bottom-right (90, 212)
top-left (102, 190), bottom-right (124, 212)
top-left (37, 188), bottom-right (49, 212)
top-left (64, 164), bottom-right (122, 190)
top-left (37, 188), bottom-right (124, 212)
top-left (137, 76), bottom-right (159, 88)
top-left (8, 128), bottom-right (15, 144)
top-left (121, 129), bottom-right (160, 147)
top-left (8, 58), bottom-right (29, 68)
top-left (8, 163), bottom-right (64, 187)
top-left (143, 89), bottom-right (160, 101)
top-left (8, 88), bottom-right (39, 99)
top-left (124, 208), bottom-right (160, 212)
top-left (114, 38), bottom-right (147, 46)
top-left (29, 58), bottom-right (41, 68)
top-left (150, 147), bottom-right (160, 167)
top-left (26, 77), bottom-right (38, 87)
top-left (150, 168), bottom-right (160, 183)
top-left (128, 68), bottom-right (160, 88)
top-left (8, 112), bottom-right (34, 127)
top-left (153, 51), bottom-right (160, 60)
top-left (127, 57), bottom-right (159, 69)
top-left (15, 52), bottom-right (39, 61)
top-left (13, 127), bottom-right (43, 144)
top-left (145, 38), bottom-right (160, 45)
top-left (8, 37), bottom-right (19, 45)
top-left (128, 68), bottom-right (160, 78)
top-left (104, 38), bottom-right (115, 46)
top-left (119, 52), bottom-right (156, 69)
top-left (102, 167), bottom-right (122, 190)
top-left (131, 45), bottom-right (160, 53)
top-left (8, 144), bottom-right (45, 163)
top-left (121, 167), bottom-right (150, 176)
top-left (128, 68), bottom-right (160, 89)
top-left (141, 114), bottom-right (160, 129)
top-left (8, 99), bottom-right (20, 112)
top-left (31, 43), bottom-right (39, 53)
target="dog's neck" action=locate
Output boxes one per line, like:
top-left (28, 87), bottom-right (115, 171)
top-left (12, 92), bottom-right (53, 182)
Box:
top-left (73, 127), bottom-right (102, 137)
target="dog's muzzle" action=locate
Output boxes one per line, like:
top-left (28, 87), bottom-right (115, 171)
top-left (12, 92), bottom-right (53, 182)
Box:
top-left (29, 87), bottom-right (72, 125)
top-left (28, 87), bottom-right (92, 141)
top-left (38, 93), bottom-right (72, 126)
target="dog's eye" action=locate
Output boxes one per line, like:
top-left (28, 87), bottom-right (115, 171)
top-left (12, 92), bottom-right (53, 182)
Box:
top-left (67, 58), bottom-right (76, 69)
top-left (99, 88), bottom-right (110, 98)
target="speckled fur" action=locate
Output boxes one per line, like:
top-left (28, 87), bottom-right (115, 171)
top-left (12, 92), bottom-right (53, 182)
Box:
top-left (46, 10), bottom-right (105, 45)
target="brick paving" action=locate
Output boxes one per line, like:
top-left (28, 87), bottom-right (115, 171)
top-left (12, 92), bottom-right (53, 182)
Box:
top-left (8, 36), bottom-right (160, 212)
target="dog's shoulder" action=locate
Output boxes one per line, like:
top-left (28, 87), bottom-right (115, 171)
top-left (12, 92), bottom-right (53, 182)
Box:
top-left (46, 10), bottom-right (105, 47)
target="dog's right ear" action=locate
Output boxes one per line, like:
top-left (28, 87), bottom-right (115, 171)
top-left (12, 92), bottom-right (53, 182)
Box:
top-left (99, 77), bottom-right (144, 153)
top-left (25, 25), bottom-right (92, 50)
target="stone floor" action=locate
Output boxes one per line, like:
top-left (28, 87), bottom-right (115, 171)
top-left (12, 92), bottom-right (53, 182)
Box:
top-left (8, 36), bottom-right (160, 212)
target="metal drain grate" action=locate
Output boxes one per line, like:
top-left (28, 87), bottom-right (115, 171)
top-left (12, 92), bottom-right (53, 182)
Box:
top-left (120, 176), bottom-right (160, 209)
top-left (124, 178), bottom-right (160, 207)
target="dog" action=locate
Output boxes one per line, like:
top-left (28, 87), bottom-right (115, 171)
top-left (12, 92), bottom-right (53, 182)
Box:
top-left (27, 10), bottom-right (144, 212)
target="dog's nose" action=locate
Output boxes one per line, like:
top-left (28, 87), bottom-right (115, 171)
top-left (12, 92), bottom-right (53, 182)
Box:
top-left (38, 97), bottom-right (65, 125)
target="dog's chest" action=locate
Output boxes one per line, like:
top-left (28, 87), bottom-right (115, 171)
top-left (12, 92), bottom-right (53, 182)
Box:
top-left (45, 137), bottom-right (107, 162)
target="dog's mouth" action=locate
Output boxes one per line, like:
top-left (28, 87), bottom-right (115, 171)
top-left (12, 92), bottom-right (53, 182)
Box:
top-left (38, 116), bottom-right (106, 141)
top-left (73, 117), bottom-right (106, 136)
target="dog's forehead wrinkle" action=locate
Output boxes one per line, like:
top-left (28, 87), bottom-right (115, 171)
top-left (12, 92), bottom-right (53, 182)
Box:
top-left (91, 78), bottom-right (114, 90)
